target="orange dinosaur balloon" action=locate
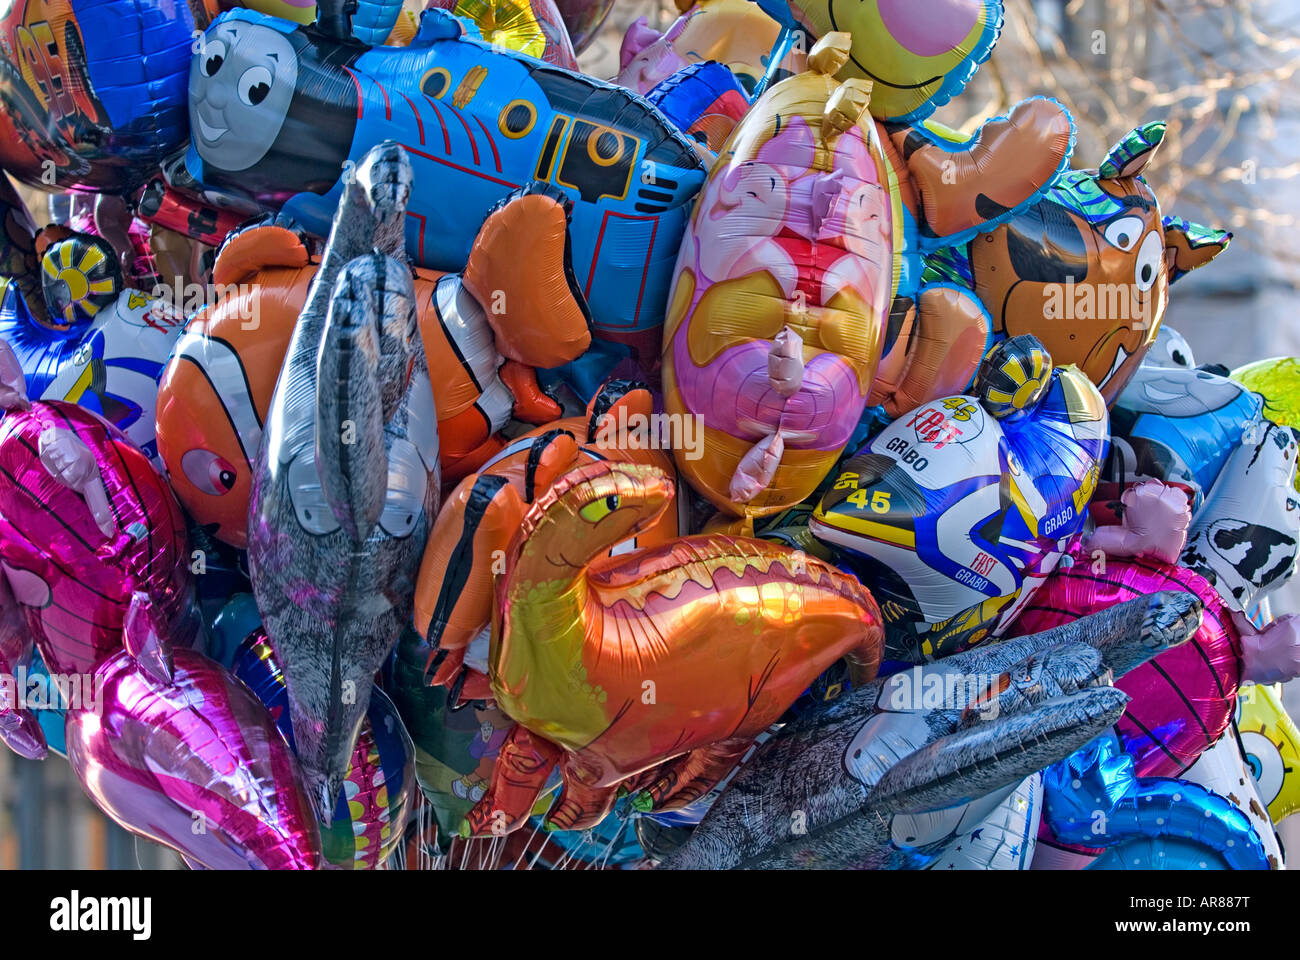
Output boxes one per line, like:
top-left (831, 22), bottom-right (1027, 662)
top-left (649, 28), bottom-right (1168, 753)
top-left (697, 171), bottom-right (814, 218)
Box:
top-left (460, 459), bottom-right (884, 836)
top-left (413, 379), bottom-right (681, 703)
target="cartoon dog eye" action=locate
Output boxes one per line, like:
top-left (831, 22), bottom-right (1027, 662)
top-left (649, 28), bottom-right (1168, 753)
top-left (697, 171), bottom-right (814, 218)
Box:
top-left (182, 448), bottom-right (237, 496)
top-left (239, 66), bottom-right (272, 106)
top-left (1133, 231), bottom-right (1163, 292)
top-left (200, 39), bottom-right (227, 77)
top-left (1103, 215), bottom-right (1146, 252)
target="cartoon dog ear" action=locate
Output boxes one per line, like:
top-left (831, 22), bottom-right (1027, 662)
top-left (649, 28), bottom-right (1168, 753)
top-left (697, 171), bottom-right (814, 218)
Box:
top-left (1099, 121), bottom-right (1166, 179)
top-left (1162, 216), bottom-right (1232, 283)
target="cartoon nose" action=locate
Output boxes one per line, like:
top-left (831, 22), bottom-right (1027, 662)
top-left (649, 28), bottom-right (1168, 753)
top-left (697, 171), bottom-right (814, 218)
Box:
top-left (206, 83), bottom-right (228, 110)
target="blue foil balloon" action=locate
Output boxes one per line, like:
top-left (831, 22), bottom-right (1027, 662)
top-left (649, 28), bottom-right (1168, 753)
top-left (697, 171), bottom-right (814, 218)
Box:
top-left (0, 0), bottom-right (197, 192)
top-left (25, 649), bottom-right (68, 758)
top-left (1042, 736), bottom-right (1269, 870)
top-left (185, 8), bottom-right (707, 376)
top-left (1104, 360), bottom-right (1262, 511)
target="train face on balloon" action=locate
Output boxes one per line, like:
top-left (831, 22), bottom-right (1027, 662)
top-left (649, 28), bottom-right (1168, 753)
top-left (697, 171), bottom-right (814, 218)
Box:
top-left (184, 8), bottom-right (707, 365)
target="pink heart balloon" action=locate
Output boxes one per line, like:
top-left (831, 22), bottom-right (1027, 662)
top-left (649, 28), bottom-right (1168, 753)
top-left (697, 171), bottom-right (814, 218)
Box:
top-left (66, 610), bottom-right (322, 870)
top-left (0, 398), bottom-right (194, 676)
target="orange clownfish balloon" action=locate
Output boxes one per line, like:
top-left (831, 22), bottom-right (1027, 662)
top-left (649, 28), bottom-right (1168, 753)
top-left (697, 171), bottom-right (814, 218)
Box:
top-left (157, 182), bottom-right (592, 546)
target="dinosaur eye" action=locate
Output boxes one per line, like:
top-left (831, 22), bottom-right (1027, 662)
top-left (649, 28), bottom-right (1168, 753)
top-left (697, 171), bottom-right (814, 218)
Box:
top-left (1103, 215), bottom-right (1145, 252)
top-left (1133, 231), bottom-right (1163, 292)
top-left (580, 494), bottom-right (620, 523)
top-left (181, 448), bottom-right (237, 496)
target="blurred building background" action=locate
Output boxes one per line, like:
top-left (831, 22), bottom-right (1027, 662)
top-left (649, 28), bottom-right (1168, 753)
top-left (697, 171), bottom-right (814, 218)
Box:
top-left (3, 0), bottom-right (1299, 867)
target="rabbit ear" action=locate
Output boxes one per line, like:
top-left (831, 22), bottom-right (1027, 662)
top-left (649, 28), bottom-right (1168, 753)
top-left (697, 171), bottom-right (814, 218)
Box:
top-left (619, 17), bottom-right (661, 68)
top-left (123, 591), bottom-right (175, 685)
top-left (1099, 121), bottom-right (1166, 179)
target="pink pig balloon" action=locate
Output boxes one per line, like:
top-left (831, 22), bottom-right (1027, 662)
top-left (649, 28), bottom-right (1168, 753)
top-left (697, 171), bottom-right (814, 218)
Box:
top-left (65, 596), bottom-right (322, 869)
top-left (0, 339), bottom-right (194, 677)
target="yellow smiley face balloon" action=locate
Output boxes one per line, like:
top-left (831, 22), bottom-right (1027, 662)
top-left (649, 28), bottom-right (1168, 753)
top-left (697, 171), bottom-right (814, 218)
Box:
top-left (759, 0), bottom-right (1003, 121)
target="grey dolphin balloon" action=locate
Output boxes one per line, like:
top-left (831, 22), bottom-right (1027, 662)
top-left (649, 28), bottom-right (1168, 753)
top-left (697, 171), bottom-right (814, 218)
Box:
top-left (248, 141), bottom-right (440, 822)
top-left (660, 591), bottom-right (1204, 870)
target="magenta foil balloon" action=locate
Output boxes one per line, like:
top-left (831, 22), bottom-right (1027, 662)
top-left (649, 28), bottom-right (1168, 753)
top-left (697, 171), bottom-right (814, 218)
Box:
top-left (0, 573), bottom-right (46, 759)
top-left (1013, 546), bottom-right (1240, 777)
top-left (65, 645), bottom-right (322, 870)
top-left (0, 399), bottom-right (193, 676)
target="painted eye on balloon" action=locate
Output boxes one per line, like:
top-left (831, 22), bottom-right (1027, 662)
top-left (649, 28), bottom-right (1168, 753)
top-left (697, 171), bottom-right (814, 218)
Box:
top-left (1133, 231), bottom-right (1163, 292)
top-left (238, 66), bottom-right (273, 106)
top-left (580, 494), bottom-right (620, 523)
top-left (200, 39), bottom-right (227, 77)
top-left (182, 448), bottom-right (237, 496)
top-left (1240, 730), bottom-right (1286, 805)
top-left (1103, 215), bottom-right (1145, 252)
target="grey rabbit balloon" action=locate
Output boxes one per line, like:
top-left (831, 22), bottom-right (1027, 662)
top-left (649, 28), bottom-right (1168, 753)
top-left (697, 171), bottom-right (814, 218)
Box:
top-left (661, 591), bottom-right (1204, 869)
top-left (248, 141), bottom-right (440, 821)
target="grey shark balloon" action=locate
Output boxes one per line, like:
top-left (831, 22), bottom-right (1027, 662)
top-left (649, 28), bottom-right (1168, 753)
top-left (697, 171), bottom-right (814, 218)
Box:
top-left (248, 141), bottom-right (440, 821)
top-left (661, 591), bottom-right (1204, 869)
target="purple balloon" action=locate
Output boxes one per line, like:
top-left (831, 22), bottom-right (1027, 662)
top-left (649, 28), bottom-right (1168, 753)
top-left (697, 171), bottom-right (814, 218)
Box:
top-left (553, 0), bottom-right (616, 52)
top-left (65, 623), bottom-right (322, 870)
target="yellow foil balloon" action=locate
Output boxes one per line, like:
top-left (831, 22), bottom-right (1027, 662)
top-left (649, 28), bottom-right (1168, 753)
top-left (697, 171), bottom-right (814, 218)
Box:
top-left (1233, 356), bottom-right (1300, 493)
top-left (1238, 682), bottom-right (1300, 824)
top-left (426, 0), bottom-right (578, 66)
top-left (759, 0), bottom-right (1003, 121)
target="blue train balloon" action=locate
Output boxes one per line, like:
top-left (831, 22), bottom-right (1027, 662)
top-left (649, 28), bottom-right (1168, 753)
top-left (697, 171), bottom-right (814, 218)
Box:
top-left (184, 8), bottom-right (707, 377)
top-left (0, 0), bottom-right (196, 192)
